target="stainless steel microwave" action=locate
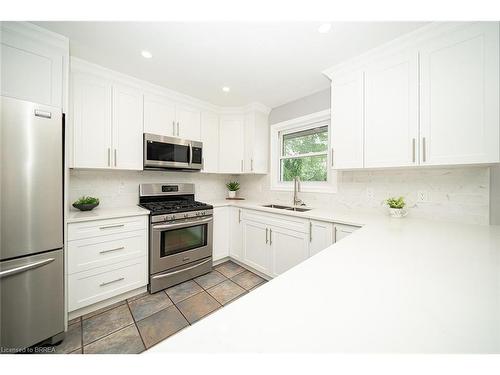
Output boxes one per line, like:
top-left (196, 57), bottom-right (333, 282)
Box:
top-left (143, 133), bottom-right (203, 171)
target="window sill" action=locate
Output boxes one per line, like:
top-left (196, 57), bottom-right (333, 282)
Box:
top-left (270, 183), bottom-right (337, 194)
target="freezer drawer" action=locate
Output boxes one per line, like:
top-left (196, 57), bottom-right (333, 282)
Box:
top-left (0, 249), bottom-right (64, 351)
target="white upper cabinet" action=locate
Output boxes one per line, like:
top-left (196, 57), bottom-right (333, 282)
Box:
top-left (419, 22), bottom-right (499, 165)
top-left (244, 111), bottom-right (269, 173)
top-left (143, 94), bottom-right (176, 137)
top-left (176, 105), bottom-right (201, 141)
top-left (330, 70), bottom-right (364, 169)
top-left (72, 73), bottom-right (113, 169)
top-left (364, 50), bottom-right (419, 168)
top-left (219, 115), bottom-right (245, 173)
top-left (112, 85), bottom-right (143, 170)
top-left (200, 110), bottom-right (219, 173)
top-left (1, 22), bottom-right (68, 109)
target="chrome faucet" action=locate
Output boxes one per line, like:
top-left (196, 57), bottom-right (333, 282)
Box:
top-left (293, 176), bottom-right (305, 206)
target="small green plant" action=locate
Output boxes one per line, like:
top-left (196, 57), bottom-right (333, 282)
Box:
top-left (74, 196), bottom-right (100, 205)
top-left (386, 196), bottom-right (405, 209)
top-left (225, 181), bottom-right (240, 191)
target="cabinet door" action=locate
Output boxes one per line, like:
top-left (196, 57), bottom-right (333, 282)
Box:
top-left (143, 94), bottom-right (176, 137)
top-left (213, 207), bottom-right (230, 261)
top-left (219, 115), bottom-right (245, 173)
top-left (72, 73), bottom-right (113, 169)
top-left (270, 226), bottom-right (309, 277)
top-left (364, 51), bottom-right (419, 167)
top-left (112, 84), bottom-right (143, 170)
top-left (309, 220), bottom-right (334, 257)
top-left (229, 207), bottom-right (244, 261)
top-left (176, 105), bottom-right (201, 141)
top-left (419, 22), bottom-right (499, 165)
top-left (243, 220), bottom-right (270, 274)
top-left (334, 223), bottom-right (360, 242)
top-left (244, 111), bottom-right (269, 173)
top-left (330, 70), bottom-right (364, 169)
top-left (200, 111), bottom-right (219, 173)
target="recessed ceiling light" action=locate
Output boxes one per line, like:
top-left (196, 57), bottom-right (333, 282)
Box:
top-left (222, 86), bottom-right (230, 93)
top-left (318, 23), bottom-right (332, 34)
top-left (141, 50), bottom-right (153, 59)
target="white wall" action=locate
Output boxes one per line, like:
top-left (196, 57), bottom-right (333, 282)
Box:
top-left (69, 170), bottom-right (229, 210)
top-left (268, 88), bottom-right (330, 125)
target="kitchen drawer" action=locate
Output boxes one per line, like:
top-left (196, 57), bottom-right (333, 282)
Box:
top-left (67, 230), bottom-right (147, 274)
top-left (242, 209), bottom-right (309, 233)
top-left (68, 215), bottom-right (148, 241)
top-left (68, 256), bottom-right (147, 312)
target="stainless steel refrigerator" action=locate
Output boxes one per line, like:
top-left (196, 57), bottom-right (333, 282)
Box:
top-left (0, 96), bottom-right (65, 351)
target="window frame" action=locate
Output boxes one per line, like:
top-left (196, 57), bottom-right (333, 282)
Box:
top-left (270, 110), bottom-right (337, 193)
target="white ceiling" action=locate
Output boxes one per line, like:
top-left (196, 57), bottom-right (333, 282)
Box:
top-left (35, 21), bottom-right (427, 108)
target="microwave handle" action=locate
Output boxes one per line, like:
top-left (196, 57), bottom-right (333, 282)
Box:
top-left (189, 143), bottom-right (193, 166)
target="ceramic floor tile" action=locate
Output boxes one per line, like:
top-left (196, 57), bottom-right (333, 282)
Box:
top-left (176, 291), bottom-right (221, 324)
top-left (82, 304), bottom-right (134, 345)
top-left (68, 317), bottom-right (81, 326)
top-left (69, 348), bottom-right (83, 354)
top-left (206, 279), bottom-right (246, 305)
top-left (83, 324), bottom-right (145, 354)
top-left (127, 291), bottom-right (150, 303)
top-left (165, 280), bottom-right (203, 304)
top-left (82, 300), bottom-right (126, 320)
top-left (136, 305), bottom-right (189, 349)
top-left (194, 270), bottom-right (227, 290)
top-left (231, 270), bottom-right (266, 290)
top-left (128, 292), bottom-right (173, 321)
top-left (214, 261), bottom-right (246, 278)
top-left (50, 320), bottom-right (82, 354)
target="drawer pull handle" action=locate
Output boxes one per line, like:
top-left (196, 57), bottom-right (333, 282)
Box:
top-left (100, 277), bottom-right (124, 287)
top-left (99, 246), bottom-right (125, 254)
top-left (99, 224), bottom-right (125, 230)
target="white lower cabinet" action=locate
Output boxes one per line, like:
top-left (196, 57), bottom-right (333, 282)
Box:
top-left (242, 220), bottom-right (270, 274)
top-left (309, 220), bottom-right (334, 257)
top-left (213, 207), bottom-right (230, 261)
top-left (334, 223), bottom-right (360, 242)
top-left (229, 207), bottom-right (244, 261)
top-left (67, 215), bottom-right (148, 313)
top-left (270, 226), bottom-right (309, 277)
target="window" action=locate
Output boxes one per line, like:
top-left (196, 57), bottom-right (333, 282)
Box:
top-left (270, 110), bottom-right (336, 193)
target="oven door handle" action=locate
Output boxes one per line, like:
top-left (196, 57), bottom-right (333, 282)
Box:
top-left (152, 216), bottom-right (213, 231)
top-left (151, 258), bottom-right (212, 280)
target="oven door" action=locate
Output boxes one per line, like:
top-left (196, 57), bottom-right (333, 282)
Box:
top-left (144, 133), bottom-right (191, 169)
top-left (150, 216), bottom-right (213, 274)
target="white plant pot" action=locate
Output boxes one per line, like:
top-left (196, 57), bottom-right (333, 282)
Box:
top-left (388, 207), bottom-right (408, 218)
top-left (228, 191), bottom-right (236, 199)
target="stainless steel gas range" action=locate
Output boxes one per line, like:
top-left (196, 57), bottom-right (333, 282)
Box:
top-left (138, 183), bottom-right (213, 293)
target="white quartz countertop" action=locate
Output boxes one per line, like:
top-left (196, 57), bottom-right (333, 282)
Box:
top-left (67, 206), bottom-right (150, 223)
top-left (149, 217), bottom-right (500, 353)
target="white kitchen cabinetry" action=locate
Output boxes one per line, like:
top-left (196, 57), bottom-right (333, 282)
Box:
top-left (229, 207), bottom-right (244, 261)
top-left (67, 215), bottom-right (148, 312)
top-left (364, 51), bottom-right (419, 168)
top-left (244, 111), bottom-right (269, 173)
top-left (200, 111), bottom-right (219, 173)
top-left (309, 220), bottom-right (334, 257)
top-left (176, 105), bottom-right (201, 141)
top-left (72, 73), bottom-right (113, 169)
top-left (112, 84), bottom-right (143, 170)
top-left (72, 71), bottom-right (143, 170)
top-left (213, 207), bottom-right (230, 261)
top-left (143, 94), bottom-right (176, 137)
top-left (1, 22), bottom-right (68, 109)
top-left (219, 115), bottom-right (245, 173)
top-left (334, 223), bottom-right (360, 242)
top-left (330, 70), bottom-right (365, 169)
top-left (242, 220), bottom-right (270, 274)
top-left (270, 226), bottom-right (309, 277)
top-left (419, 22), bottom-right (499, 165)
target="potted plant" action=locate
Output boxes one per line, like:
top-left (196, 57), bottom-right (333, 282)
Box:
top-left (385, 196), bottom-right (408, 218)
top-left (73, 196), bottom-right (100, 211)
top-left (226, 181), bottom-right (240, 199)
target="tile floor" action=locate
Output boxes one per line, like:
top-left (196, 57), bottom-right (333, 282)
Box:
top-left (41, 261), bottom-right (266, 354)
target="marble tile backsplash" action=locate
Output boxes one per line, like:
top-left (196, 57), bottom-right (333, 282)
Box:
top-left (236, 166), bottom-right (490, 225)
top-left (69, 166), bottom-right (490, 225)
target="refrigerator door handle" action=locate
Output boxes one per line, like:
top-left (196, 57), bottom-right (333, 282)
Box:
top-left (0, 257), bottom-right (55, 279)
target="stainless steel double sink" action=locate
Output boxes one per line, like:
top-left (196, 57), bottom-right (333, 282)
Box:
top-left (262, 204), bottom-right (311, 212)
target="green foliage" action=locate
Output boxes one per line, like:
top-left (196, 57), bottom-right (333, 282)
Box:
top-left (74, 196), bottom-right (99, 205)
top-left (225, 181), bottom-right (240, 191)
top-left (281, 126), bottom-right (328, 182)
top-left (386, 196), bottom-right (405, 209)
